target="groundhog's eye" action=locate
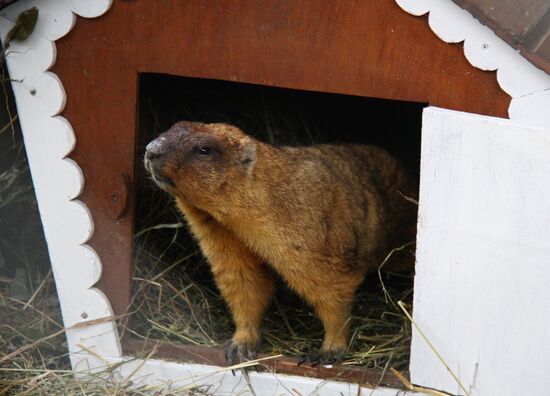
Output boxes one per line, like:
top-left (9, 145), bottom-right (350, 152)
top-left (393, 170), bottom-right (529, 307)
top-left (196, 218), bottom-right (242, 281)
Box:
top-left (198, 146), bottom-right (212, 155)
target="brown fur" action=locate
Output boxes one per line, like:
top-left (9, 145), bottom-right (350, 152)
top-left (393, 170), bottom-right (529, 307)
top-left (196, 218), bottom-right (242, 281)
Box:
top-left (144, 121), bottom-right (417, 362)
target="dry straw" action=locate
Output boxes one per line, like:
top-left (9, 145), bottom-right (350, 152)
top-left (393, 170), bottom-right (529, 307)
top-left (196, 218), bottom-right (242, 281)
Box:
top-left (1, 74), bottom-right (417, 393)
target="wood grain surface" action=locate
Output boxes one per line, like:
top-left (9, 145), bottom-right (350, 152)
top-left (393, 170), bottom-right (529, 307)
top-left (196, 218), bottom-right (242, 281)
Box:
top-left (52, 0), bottom-right (510, 322)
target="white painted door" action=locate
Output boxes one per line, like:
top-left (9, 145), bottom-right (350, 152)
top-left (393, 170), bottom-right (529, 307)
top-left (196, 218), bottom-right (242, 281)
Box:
top-left (410, 107), bottom-right (550, 396)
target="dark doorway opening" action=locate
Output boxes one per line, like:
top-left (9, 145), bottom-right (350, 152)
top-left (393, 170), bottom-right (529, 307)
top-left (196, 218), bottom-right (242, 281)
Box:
top-left (127, 73), bottom-right (424, 383)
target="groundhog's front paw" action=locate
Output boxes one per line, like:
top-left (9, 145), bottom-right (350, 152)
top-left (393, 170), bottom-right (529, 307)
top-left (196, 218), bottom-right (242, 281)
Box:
top-left (297, 349), bottom-right (346, 367)
top-left (223, 339), bottom-right (258, 367)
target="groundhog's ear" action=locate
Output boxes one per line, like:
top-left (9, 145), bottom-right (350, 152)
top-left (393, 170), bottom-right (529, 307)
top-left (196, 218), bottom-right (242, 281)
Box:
top-left (239, 138), bottom-right (257, 172)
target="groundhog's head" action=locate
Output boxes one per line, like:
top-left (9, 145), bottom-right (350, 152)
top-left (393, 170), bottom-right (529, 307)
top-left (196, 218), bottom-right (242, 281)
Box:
top-left (144, 121), bottom-right (257, 209)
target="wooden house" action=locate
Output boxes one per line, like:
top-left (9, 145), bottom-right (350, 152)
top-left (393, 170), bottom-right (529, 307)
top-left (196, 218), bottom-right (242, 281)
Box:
top-left (1, 0), bottom-right (549, 394)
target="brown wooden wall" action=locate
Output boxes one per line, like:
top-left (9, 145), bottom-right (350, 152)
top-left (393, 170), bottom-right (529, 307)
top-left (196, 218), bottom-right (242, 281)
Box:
top-left (52, 0), bottom-right (510, 317)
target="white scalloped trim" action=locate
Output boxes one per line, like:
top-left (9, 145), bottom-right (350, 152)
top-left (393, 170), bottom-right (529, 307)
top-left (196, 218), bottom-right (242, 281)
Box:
top-left (0, 0), bottom-right (120, 362)
top-left (395, 0), bottom-right (550, 129)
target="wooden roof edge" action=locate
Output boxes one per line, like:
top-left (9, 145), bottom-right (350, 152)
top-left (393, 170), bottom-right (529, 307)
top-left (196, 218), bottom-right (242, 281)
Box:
top-left (2, 0), bottom-right (549, 75)
top-left (451, 0), bottom-right (550, 75)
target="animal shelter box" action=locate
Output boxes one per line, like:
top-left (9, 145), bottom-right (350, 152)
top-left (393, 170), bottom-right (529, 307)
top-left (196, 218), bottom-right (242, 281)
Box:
top-left (1, 0), bottom-right (550, 394)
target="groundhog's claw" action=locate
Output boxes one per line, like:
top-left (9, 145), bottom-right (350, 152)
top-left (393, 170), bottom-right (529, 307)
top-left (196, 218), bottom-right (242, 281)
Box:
top-left (224, 339), bottom-right (258, 370)
top-left (297, 349), bottom-right (346, 367)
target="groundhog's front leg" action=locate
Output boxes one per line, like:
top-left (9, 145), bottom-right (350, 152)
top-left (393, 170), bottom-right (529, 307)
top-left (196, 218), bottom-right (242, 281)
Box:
top-left (211, 242), bottom-right (275, 365)
top-left (176, 199), bottom-right (275, 365)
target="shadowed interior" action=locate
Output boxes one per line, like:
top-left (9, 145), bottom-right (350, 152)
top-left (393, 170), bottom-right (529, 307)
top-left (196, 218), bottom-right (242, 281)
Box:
top-left (129, 73), bottom-right (424, 373)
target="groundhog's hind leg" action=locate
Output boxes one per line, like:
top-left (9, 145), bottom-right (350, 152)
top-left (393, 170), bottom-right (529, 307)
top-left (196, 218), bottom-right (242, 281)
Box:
top-left (280, 260), bottom-right (362, 365)
top-left (297, 294), bottom-right (354, 365)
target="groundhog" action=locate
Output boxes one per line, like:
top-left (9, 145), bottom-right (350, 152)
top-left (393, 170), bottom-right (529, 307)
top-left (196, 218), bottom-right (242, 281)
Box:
top-left (144, 121), bottom-right (417, 365)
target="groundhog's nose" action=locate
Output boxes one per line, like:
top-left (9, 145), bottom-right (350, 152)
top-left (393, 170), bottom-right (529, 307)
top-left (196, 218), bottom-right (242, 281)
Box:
top-left (145, 137), bottom-right (167, 161)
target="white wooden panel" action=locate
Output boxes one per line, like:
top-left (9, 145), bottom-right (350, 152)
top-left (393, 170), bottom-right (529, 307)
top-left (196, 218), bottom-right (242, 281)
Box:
top-left (427, 1), bottom-right (474, 44)
top-left (395, 0), bottom-right (430, 16)
top-left (70, 354), bottom-right (425, 396)
top-left (72, 0), bottom-right (113, 18)
top-left (509, 90), bottom-right (550, 129)
top-left (411, 107), bottom-right (550, 395)
top-left (0, 0), bottom-right (120, 359)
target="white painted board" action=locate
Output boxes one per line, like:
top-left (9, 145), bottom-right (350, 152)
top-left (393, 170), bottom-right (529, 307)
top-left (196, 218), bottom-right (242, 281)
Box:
top-left (70, 354), bottom-right (423, 396)
top-left (0, 0), bottom-right (120, 359)
top-left (411, 107), bottom-right (550, 395)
